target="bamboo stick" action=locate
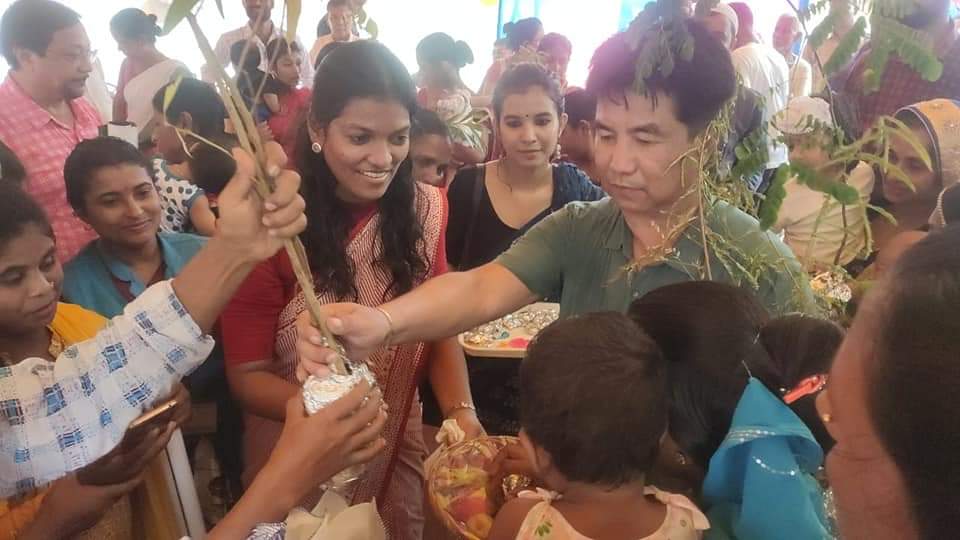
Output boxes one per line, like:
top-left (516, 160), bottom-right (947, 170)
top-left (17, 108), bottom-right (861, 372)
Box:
top-left (185, 13), bottom-right (350, 375)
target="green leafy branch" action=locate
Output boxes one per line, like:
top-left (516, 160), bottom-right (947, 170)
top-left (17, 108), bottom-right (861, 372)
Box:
top-left (803, 0), bottom-right (943, 94)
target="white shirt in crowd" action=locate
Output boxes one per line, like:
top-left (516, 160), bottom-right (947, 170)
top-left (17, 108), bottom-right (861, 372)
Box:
top-left (732, 42), bottom-right (791, 169)
top-left (84, 57), bottom-right (113, 122)
top-left (774, 162), bottom-right (875, 271)
top-left (203, 23), bottom-right (314, 88)
top-left (788, 56), bottom-right (813, 99)
top-left (309, 33), bottom-right (359, 68)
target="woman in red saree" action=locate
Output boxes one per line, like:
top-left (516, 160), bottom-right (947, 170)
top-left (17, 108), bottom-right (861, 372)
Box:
top-left (220, 41), bottom-right (481, 540)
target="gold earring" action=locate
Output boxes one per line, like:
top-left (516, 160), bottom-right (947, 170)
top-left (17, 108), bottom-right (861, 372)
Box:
top-left (676, 451), bottom-right (688, 466)
top-left (311, 142), bottom-right (322, 154)
top-left (820, 413), bottom-right (833, 424)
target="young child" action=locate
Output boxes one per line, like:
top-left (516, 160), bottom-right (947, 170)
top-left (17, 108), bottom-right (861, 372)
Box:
top-left (773, 96), bottom-right (874, 272)
top-left (230, 40), bottom-right (269, 121)
top-left (150, 78), bottom-right (227, 236)
top-left (187, 133), bottom-right (240, 224)
top-left (264, 38), bottom-right (311, 159)
top-left (410, 109), bottom-right (454, 187)
top-left (488, 312), bottom-right (709, 540)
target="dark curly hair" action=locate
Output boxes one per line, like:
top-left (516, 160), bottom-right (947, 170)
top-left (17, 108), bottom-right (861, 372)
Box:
top-left (492, 63), bottom-right (564, 119)
top-left (64, 137), bottom-right (150, 214)
top-left (110, 8), bottom-right (160, 44)
top-left (296, 40), bottom-right (427, 301)
top-left (0, 182), bottom-right (52, 253)
top-left (521, 312), bottom-right (667, 487)
top-left (629, 281), bottom-right (842, 466)
top-left (586, 20), bottom-right (736, 137)
top-left (0, 140), bottom-right (26, 187)
top-left (152, 78), bottom-right (227, 140)
top-left (503, 17), bottom-right (543, 52)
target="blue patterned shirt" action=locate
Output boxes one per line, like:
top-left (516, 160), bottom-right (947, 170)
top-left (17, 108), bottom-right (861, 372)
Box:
top-left (0, 280), bottom-right (214, 497)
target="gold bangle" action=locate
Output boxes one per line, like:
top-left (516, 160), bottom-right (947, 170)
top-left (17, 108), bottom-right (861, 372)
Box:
top-left (444, 402), bottom-right (477, 419)
top-left (376, 306), bottom-right (394, 344)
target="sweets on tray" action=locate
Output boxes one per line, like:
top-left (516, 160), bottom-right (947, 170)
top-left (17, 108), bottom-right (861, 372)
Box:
top-left (460, 304), bottom-right (559, 354)
top-left (810, 271), bottom-right (853, 303)
top-left (426, 436), bottom-right (531, 540)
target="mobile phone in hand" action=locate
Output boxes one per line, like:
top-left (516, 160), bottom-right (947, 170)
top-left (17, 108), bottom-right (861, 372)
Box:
top-left (76, 398), bottom-right (179, 486)
top-left (124, 398), bottom-right (178, 442)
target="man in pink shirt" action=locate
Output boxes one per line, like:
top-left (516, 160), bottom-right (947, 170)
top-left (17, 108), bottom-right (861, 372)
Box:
top-left (0, 0), bottom-right (100, 262)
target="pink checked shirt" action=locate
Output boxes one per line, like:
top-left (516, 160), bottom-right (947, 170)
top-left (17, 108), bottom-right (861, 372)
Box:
top-left (0, 76), bottom-right (100, 262)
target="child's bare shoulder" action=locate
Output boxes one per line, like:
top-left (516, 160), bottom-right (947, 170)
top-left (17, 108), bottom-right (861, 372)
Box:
top-left (488, 496), bottom-right (543, 540)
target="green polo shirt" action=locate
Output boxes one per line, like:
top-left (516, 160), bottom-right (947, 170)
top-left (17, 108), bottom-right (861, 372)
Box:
top-left (496, 198), bottom-right (816, 317)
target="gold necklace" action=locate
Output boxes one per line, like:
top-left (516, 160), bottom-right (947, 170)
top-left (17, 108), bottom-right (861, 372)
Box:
top-left (48, 329), bottom-right (65, 358)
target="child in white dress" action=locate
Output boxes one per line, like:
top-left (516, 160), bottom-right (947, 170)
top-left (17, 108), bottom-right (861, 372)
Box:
top-left (487, 312), bottom-right (709, 540)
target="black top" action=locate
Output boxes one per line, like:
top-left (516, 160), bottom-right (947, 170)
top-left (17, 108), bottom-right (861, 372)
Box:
top-left (446, 162), bottom-right (605, 270)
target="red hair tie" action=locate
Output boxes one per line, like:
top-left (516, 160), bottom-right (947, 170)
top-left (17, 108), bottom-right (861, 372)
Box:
top-left (783, 374), bottom-right (828, 405)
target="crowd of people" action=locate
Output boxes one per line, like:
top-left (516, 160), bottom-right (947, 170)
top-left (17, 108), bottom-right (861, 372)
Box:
top-left (0, 0), bottom-right (959, 539)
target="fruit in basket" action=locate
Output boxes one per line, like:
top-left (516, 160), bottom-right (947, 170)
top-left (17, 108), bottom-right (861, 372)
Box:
top-left (428, 436), bottom-right (528, 539)
top-left (467, 514), bottom-right (495, 537)
top-left (437, 466), bottom-right (487, 488)
top-left (448, 487), bottom-right (493, 524)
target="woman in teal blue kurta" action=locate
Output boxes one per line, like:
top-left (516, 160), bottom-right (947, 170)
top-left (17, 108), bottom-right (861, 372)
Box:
top-left (59, 138), bottom-right (240, 499)
top-left (63, 231), bottom-right (205, 316)
top-left (61, 137), bottom-right (215, 377)
top-left (61, 137), bottom-right (208, 315)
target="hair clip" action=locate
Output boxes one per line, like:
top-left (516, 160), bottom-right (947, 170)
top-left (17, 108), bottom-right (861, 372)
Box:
top-left (783, 374), bottom-right (828, 405)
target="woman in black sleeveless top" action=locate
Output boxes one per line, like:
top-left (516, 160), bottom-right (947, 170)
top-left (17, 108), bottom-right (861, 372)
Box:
top-left (422, 64), bottom-right (604, 435)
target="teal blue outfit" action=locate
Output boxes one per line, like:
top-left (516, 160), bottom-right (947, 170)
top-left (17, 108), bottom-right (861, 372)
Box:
top-left (62, 231), bottom-right (243, 495)
top-left (703, 378), bottom-right (831, 540)
top-left (63, 232), bottom-right (207, 317)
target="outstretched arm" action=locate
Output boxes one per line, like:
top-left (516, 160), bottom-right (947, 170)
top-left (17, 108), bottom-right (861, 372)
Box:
top-left (296, 263), bottom-right (538, 380)
top-left (0, 144), bottom-right (306, 497)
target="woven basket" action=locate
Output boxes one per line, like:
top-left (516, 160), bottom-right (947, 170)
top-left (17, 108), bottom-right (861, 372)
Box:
top-left (425, 436), bottom-right (522, 540)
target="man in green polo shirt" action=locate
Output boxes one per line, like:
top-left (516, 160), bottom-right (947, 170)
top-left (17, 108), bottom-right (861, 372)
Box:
top-left (295, 20), bottom-right (815, 370)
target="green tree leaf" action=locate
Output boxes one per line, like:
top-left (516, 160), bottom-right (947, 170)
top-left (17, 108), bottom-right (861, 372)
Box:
top-left (163, 0), bottom-right (200, 35)
top-left (822, 16), bottom-right (868, 76)
top-left (759, 165), bottom-right (790, 230)
top-left (882, 115), bottom-right (934, 171)
top-left (868, 203), bottom-right (898, 225)
top-left (807, 9), bottom-right (836, 50)
top-left (791, 163), bottom-right (860, 204)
